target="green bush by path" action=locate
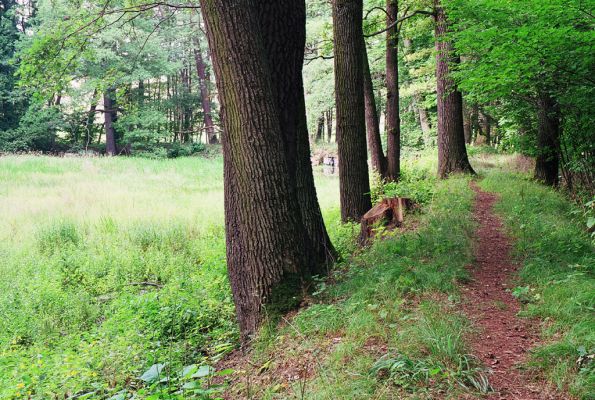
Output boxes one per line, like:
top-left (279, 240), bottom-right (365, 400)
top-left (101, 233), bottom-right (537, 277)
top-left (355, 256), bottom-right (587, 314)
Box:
top-left (480, 173), bottom-right (595, 399)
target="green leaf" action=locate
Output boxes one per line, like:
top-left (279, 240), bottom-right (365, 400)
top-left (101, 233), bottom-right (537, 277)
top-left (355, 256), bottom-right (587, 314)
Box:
top-left (139, 363), bottom-right (166, 383)
top-left (586, 217), bottom-right (595, 229)
top-left (192, 365), bottom-right (214, 378)
top-left (180, 364), bottom-right (198, 378)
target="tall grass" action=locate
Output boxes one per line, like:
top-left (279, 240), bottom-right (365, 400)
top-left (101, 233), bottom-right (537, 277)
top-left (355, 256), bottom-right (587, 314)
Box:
top-left (0, 155), bottom-right (341, 399)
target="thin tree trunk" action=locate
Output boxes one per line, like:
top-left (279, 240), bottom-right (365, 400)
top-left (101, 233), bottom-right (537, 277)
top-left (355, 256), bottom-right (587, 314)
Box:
top-left (463, 100), bottom-right (472, 144)
top-left (85, 89), bottom-right (98, 150)
top-left (316, 113), bottom-right (325, 142)
top-left (193, 30), bottom-right (217, 143)
top-left (326, 109), bottom-right (333, 143)
top-left (434, 0), bottom-right (474, 178)
top-left (333, 0), bottom-right (372, 222)
top-left (363, 37), bottom-right (387, 177)
top-left (535, 92), bottom-right (560, 186)
top-left (414, 93), bottom-right (432, 144)
top-left (480, 110), bottom-right (491, 145)
top-left (385, 0), bottom-right (400, 181)
top-left (103, 90), bottom-right (117, 156)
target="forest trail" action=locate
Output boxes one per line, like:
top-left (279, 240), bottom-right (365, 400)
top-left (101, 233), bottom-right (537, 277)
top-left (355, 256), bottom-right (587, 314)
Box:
top-left (463, 182), bottom-right (561, 400)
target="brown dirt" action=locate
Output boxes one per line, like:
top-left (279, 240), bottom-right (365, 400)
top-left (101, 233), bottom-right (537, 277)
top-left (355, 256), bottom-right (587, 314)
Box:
top-left (463, 182), bottom-right (563, 399)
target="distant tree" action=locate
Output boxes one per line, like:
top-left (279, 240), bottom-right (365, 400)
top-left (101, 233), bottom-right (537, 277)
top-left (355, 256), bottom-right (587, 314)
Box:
top-left (433, 0), bottom-right (474, 178)
top-left (333, 0), bottom-right (372, 222)
top-left (385, 0), bottom-right (401, 181)
top-left (362, 38), bottom-right (387, 177)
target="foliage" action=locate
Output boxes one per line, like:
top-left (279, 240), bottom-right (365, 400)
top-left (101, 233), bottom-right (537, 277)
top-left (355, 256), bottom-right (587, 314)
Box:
top-left (0, 155), bottom-right (342, 399)
top-left (371, 153), bottom-right (437, 205)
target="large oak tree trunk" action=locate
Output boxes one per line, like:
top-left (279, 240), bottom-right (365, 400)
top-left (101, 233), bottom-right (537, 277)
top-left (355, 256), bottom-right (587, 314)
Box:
top-left (535, 92), bottom-right (560, 186)
top-left (201, 0), bottom-right (312, 340)
top-left (434, 0), bottom-right (474, 178)
top-left (363, 38), bottom-right (387, 177)
top-left (385, 0), bottom-right (400, 181)
top-left (257, 0), bottom-right (337, 274)
top-left (333, 0), bottom-right (372, 222)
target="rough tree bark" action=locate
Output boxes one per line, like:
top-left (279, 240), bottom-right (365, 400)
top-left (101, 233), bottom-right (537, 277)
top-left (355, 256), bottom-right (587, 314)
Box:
top-left (333, 0), bottom-right (372, 222)
top-left (434, 0), bottom-right (474, 178)
top-left (257, 0), bottom-right (337, 273)
top-left (535, 92), bottom-right (560, 186)
top-left (363, 37), bottom-right (387, 177)
top-left (200, 0), bottom-right (313, 339)
top-left (385, 0), bottom-right (400, 181)
top-left (103, 90), bottom-right (117, 156)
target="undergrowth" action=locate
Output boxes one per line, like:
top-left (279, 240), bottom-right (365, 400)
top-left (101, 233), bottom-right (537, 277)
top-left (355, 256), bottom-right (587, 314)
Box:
top-left (241, 176), bottom-right (486, 399)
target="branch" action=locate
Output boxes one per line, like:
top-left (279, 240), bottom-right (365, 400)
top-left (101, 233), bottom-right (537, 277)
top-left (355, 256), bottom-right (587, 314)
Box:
top-left (364, 6), bottom-right (389, 20)
top-left (364, 10), bottom-right (435, 38)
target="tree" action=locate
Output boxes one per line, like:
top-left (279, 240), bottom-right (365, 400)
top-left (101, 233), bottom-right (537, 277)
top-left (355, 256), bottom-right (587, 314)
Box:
top-left (192, 12), bottom-right (217, 144)
top-left (333, 0), bottom-right (372, 222)
top-left (362, 37), bottom-right (387, 177)
top-left (447, 0), bottom-right (593, 189)
top-left (434, 0), bottom-right (474, 178)
top-left (385, 0), bottom-right (400, 181)
top-left (200, 0), bottom-right (335, 339)
top-left (0, 0), bottom-right (29, 134)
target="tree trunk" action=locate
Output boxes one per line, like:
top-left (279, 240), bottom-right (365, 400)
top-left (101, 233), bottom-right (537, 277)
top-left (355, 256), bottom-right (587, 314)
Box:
top-left (463, 101), bottom-right (472, 144)
top-left (434, 0), bottom-right (474, 178)
top-left (333, 0), bottom-right (372, 222)
top-left (363, 37), bottom-right (387, 177)
top-left (316, 113), bottom-right (324, 142)
top-left (385, 0), bottom-right (400, 181)
top-left (480, 110), bottom-right (491, 145)
top-left (257, 0), bottom-right (337, 274)
top-left (85, 89), bottom-right (98, 149)
top-left (201, 0), bottom-right (312, 339)
top-left (326, 109), bottom-right (333, 143)
top-left (535, 92), bottom-right (560, 186)
top-left (103, 90), bottom-right (117, 156)
top-left (193, 30), bottom-right (217, 144)
top-left (414, 93), bottom-right (432, 144)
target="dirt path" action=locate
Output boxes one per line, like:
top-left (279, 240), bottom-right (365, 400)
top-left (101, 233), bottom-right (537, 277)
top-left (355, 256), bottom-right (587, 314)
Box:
top-left (463, 182), bottom-right (561, 400)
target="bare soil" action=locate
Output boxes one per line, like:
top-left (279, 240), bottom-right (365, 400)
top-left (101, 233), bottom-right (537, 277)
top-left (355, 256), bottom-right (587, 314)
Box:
top-left (463, 182), bottom-right (563, 399)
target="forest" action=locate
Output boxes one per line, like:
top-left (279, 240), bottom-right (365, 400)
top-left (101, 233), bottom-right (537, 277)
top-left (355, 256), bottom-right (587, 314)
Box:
top-left (0, 0), bottom-right (593, 399)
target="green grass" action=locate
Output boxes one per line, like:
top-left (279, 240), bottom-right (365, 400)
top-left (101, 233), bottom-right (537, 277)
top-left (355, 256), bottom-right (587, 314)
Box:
top-left (243, 175), bottom-right (486, 400)
top-left (0, 155), bottom-right (342, 399)
top-left (1, 151), bottom-right (592, 399)
top-left (480, 171), bottom-right (595, 399)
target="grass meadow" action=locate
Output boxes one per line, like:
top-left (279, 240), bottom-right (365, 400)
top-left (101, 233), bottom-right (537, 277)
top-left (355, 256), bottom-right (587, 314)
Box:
top-left (0, 154), bottom-right (340, 398)
top-left (0, 151), bottom-right (592, 399)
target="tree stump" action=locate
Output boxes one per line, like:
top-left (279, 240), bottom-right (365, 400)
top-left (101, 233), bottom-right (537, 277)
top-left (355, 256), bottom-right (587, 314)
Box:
top-left (359, 197), bottom-right (414, 243)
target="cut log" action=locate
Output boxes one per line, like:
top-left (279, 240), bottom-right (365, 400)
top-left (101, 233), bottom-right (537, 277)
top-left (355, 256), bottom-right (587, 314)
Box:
top-left (359, 197), bottom-right (414, 243)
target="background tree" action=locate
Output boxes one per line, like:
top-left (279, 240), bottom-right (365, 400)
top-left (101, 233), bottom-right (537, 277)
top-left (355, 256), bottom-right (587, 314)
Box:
top-left (333, 0), bottom-right (372, 222)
